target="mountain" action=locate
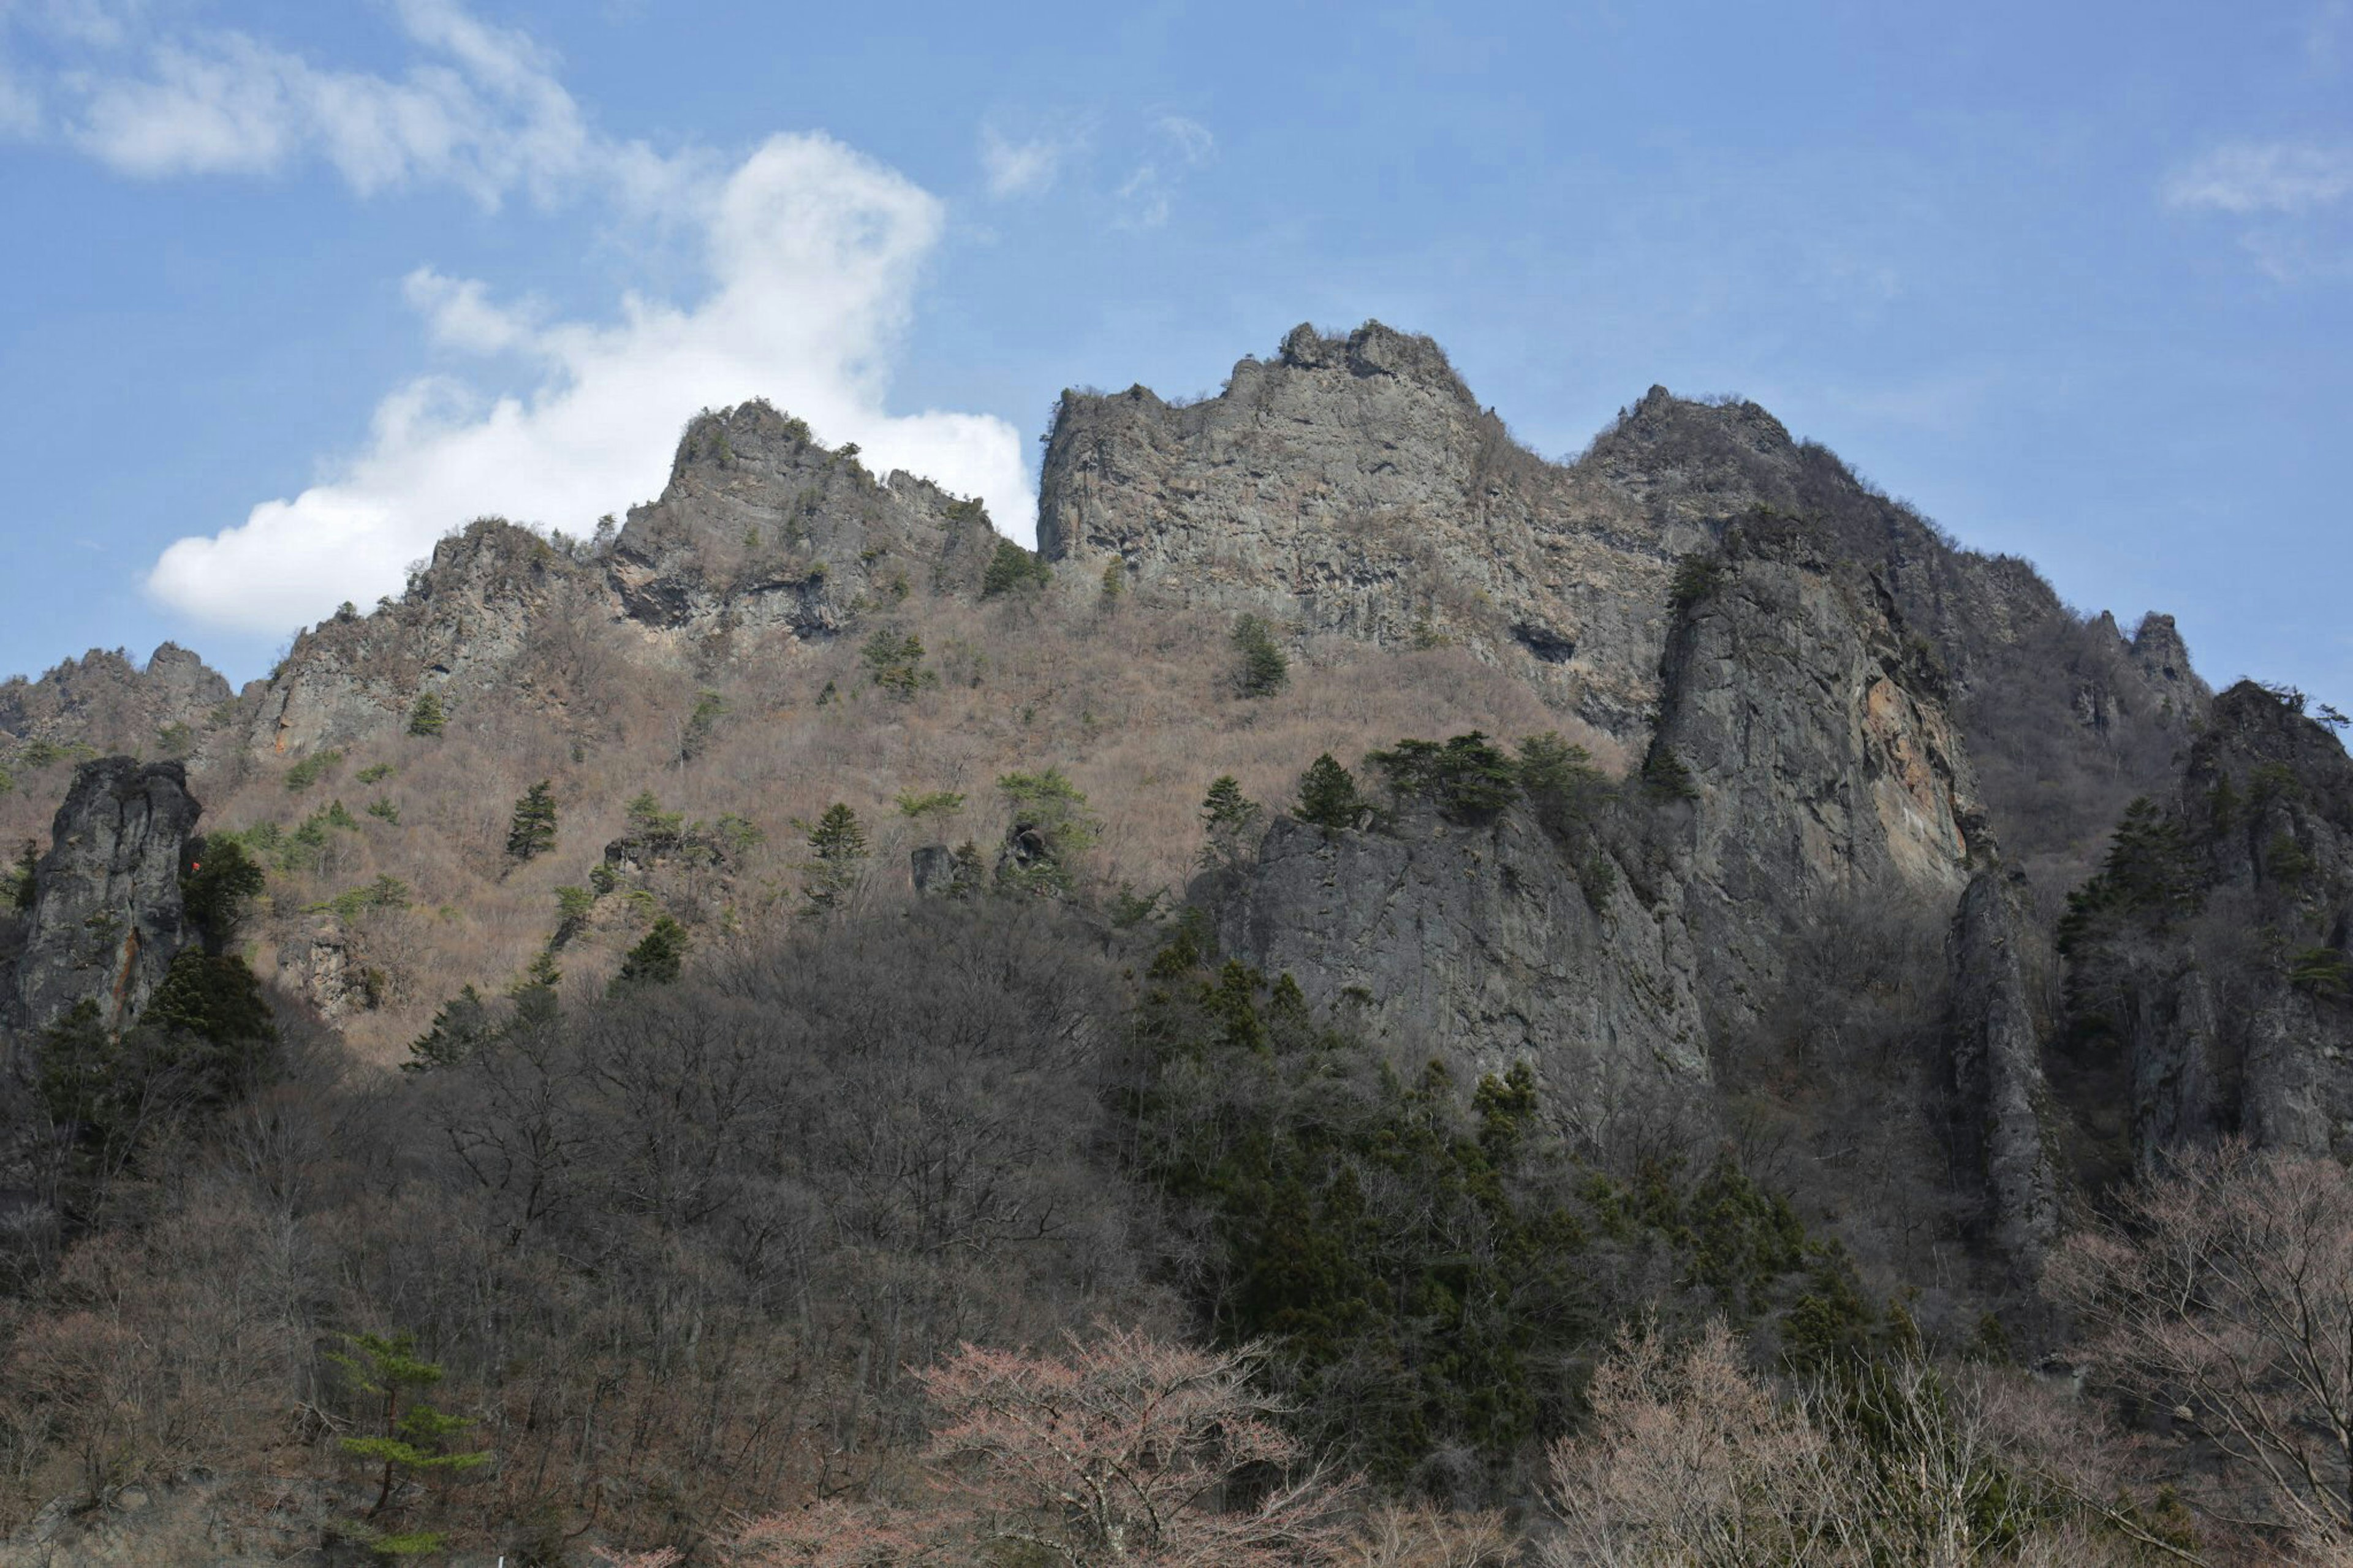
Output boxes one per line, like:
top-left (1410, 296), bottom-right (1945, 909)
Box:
top-left (0, 320), bottom-right (2345, 1563)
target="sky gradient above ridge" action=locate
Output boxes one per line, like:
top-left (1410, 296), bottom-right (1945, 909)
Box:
top-left (2, 0), bottom-right (2349, 708)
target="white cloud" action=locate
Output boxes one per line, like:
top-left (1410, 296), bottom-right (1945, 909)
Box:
top-left (2164, 140), bottom-right (2353, 214)
top-left (56, 0), bottom-right (672, 210)
top-left (979, 123), bottom-right (1063, 198)
top-left (146, 131), bottom-right (1034, 634)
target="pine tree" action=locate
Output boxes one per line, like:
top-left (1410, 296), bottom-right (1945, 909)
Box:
top-left (1294, 753), bottom-right (1366, 830)
top-left (1199, 776), bottom-right (1264, 870)
top-left (505, 781), bottom-right (558, 861)
top-left (328, 1331), bottom-right (488, 1555)
top-left (1231, 613), bottom-right (1289, 698)
top-left (406, 690), bottom-right (446, 737)
top-left (801, 803), bottom-right (868, 912)
top-left (181, 835), bottom-right (267, 952)
top-left (405, 985), bottom-right (490, 1073)
top-left (610, 916), bottom-right (688, 994)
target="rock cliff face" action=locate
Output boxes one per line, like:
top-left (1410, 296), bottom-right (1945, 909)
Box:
top-left (0, 644), bottom-right (229, 756)
top-left (1043, 330), bottom-right (2202, 894)
top-left (247, 401), bottom-right (1006, 757)
top-left (1219, 805), bottom-right (1710, 1140)
top-left (2055, 682), bottom-right (2353, 1171)
top-left (1947, 871), bottom-right (2059, 1265)
top-left (8, 758), bottom-right (200, 1043)
top-left (1650, 515), bottom-right (1986, 1028)
top-left (1039, 322), bottom-right (1694, 736)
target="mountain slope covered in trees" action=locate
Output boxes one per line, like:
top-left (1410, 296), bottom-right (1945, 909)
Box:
top-left (1, 320), bottom-right (2348, 1565)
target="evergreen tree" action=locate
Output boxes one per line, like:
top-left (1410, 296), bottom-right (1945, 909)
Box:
top-left (1294, 754), bottom-right (1367, 830)
top-left (9, 838), bottom-right (37, 911)
top-left (801, 803), bottom-right (868, 912)
top-left (982, 538), bottom-right (1053, 597)
top-left (406, 690), bottom-right (447, 737)
top-left (504, 781), bottom-right (558, 861)
top-left (405, 985), bottom-right (491, 1073)
top-left (610, 916), bottom-right (688, 994)
top-left (1231, 613), bottom-right (1289, 698)
top-left (1199, 776), bottom-right (1264, 870)
top-left (182, 836), bottom-right (265, 952)
top-left (328, 1331), bottom-right (488, 1556)
top-left (512, 949), bottom-right (561, 1027)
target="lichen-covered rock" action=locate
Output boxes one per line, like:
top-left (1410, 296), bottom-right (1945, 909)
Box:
top-left (1218, 806), bottom-right (1710, 1140)
top-left (9, 757), bottom-right (201, 1040)
top-left (1947, 871), bottom-right (2058, 1267)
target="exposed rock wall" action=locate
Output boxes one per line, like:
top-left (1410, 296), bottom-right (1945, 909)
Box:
top-left (1043, 330), bottom-right (2203, 892)
top-left (1650, 515), bottom-right (1985, 1027)
top-left (2056, 682), bottom-right (2353, 1166)
top-left (244, 402), bottom-right (1006, 758)
top-left (0, 643), bottom-right (229, 754)
top-left (1947, 871), bottom-right (2059, 1266)
top-left (9, 757), bottom-right (200, 1043)
top-left (1039, 322), bottom-right (1696, 736)
top-left (1218, 805), bottom-right (1710, 1141)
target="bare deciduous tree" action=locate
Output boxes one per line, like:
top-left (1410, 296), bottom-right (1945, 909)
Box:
top-left (2051, 1141), bottom-right (2353, 1553)
top-left (915, 1325), bottom-right (1357, 1567)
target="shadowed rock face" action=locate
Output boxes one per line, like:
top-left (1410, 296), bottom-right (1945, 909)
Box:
top-left (1219, 805), bottom-right (1710, 1141)
top-left (2052, 683), bottom-right (2353, 1173)
top-left (10, 757), bottom-right (200, 1043)
top-left (1947, 871), bottom-right (2059, 1268)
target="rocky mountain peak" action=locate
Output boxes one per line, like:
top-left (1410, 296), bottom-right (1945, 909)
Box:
top-left (0, 643), bottom-right (230, 756)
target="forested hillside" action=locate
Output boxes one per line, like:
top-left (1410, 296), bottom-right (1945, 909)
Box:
top-left (2, 322), bottom-right (2349, 1566)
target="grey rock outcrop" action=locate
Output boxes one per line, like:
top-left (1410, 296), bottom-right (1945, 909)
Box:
top-left (2055, 681), bottom-right (2353, 1167)
top-left (9, 757), bottom-right (200, 1043)
top-left (1042, 325), bottom-right (2203, 897)
top-left (1651, 515), bottom-right (1985, 1027)
top-left (1039, 322), bottom-right (1696, 736)
top-left (1948, 871), bottom-right (2059, 1267)
top-left (1219, 806), bottom-right (1710, 1143)
top-left (0, 643), bottom-right (229, 755)
top-left (245, 402), bottom-right (1007, 758)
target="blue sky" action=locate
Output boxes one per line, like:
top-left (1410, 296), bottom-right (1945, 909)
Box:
top-left (2, 1), bottom-right (2349, 710)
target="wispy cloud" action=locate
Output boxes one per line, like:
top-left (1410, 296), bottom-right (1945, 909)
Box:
top-left (0, 2), bottom-right (1033, 631)
top-left (25, 0), bottom-right (698, 213)
top-left (979, 122), bottom-right (1067, 199)
top-left (2163, 140), bottom-right (2353, 214)
top-left (1115, 114), bottom-right (1214, 230)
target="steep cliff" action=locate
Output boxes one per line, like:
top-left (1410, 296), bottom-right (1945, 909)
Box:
top-left (1039, 322), bottom-right (1693, 736)
top-left (2053, 681), bottom-right (2353, 1173)
top-left (1043, 331), bottom-right (2202, 896)
top-left (1218, 803), bottom-right (1710, 1143)
top-left (1649, 513), bottom-right (1986, 1029)
top-left (7, 758), bottom-right (200, 1042)
top-left (1947, 870), bottom-right (2059, 1266)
